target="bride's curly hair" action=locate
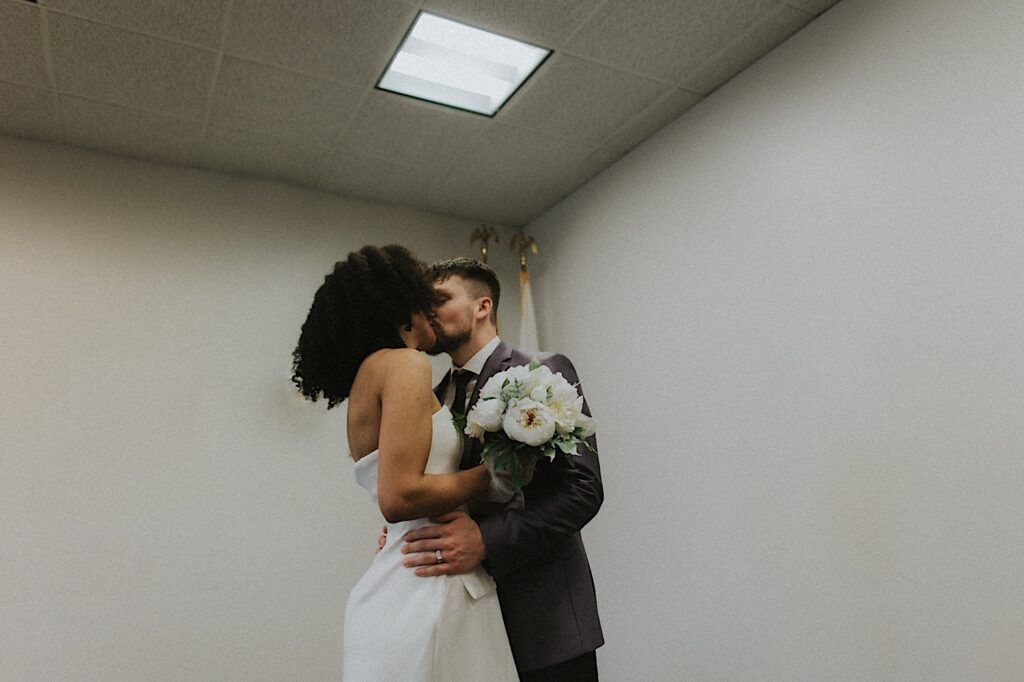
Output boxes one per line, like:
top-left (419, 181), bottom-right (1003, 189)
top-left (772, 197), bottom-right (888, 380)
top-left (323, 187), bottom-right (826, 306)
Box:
top-left (291, 244), bottom-right (435, 409)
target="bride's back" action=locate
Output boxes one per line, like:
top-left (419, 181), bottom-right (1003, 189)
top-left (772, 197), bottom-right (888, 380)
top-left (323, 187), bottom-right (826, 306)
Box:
top-left (346, 349), bottom-right (393, 462)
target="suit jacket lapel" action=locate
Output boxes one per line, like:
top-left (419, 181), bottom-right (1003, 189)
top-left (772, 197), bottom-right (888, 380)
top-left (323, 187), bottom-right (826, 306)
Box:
top-left (461, 340), bottom-right (512, 469)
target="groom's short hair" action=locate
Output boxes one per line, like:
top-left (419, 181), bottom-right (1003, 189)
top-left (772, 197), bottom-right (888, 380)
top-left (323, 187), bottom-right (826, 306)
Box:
top-left (429, 258), bottom-right (500, 324)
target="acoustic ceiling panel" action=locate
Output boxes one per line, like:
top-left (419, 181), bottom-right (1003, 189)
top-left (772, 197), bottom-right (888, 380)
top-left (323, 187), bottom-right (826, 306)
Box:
top-left (3, 0), bottom-right (843, 226)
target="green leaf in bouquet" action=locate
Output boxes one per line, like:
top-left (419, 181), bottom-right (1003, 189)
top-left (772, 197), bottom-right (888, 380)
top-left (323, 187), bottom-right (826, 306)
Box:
top-left (543, 446), bottom-right (556, 461)
top-left (481, 439), bottom-right (508, 462)
top-left (570, 427), bottom-right (597, 453)
top-left (553, 438), bottom-right (573, 454)
top-left (528, 358), bottom-right (542, 371)
top-left (451, 410), bottom-right (467, 433)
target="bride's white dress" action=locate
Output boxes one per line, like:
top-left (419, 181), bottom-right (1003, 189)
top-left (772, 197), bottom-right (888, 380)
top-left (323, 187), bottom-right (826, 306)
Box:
top-left (343, 405), bottom-right (518, 681)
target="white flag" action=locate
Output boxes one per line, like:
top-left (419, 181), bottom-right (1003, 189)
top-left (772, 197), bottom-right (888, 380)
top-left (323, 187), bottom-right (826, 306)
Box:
top-left (519, 269), bottom-right (539, 351)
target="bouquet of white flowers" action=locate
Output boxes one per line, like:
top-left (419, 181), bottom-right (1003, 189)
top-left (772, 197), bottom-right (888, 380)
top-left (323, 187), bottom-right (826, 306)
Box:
top-left (461, 359), bottom-right (596, 496)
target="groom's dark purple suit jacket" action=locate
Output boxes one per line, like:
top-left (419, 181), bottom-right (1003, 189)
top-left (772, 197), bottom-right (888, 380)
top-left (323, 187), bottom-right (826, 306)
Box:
top-left (435, 341), bottom-right (604, 672)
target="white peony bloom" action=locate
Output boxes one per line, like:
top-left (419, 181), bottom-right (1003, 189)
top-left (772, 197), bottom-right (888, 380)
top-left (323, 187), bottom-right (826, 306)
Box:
top-left (499, 365), bottom-right (532, 402)
top-left (530, 364), bottom-right (554, 383)
top-left (575, 412), bottom-right (596, 439)
top-left (503, 364), bottom-right (532, 383)
top-left (466, 398), bottom-right (505, 436)
top-left (507, 363), bottom-right (552, 399)
top-left (532, 366), bottom-right (554, 393)
top-left (478, 373), bottom-right (505, 401)
top-left (549, 383), bottom-right (584, 435)
top-left (529, 385), bottom-right (549, 403)
top-left (503, 399), bottom-right (557, 446)
top-left (465, 418), bottom-right (485, 440)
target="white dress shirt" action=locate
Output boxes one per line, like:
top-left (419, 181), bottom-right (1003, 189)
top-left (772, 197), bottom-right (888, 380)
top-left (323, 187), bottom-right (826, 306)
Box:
top-left (443, 336), bottom-right (501, 410)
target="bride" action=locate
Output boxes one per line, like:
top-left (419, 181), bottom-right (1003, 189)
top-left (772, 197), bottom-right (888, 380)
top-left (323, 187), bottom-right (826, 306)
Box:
top-left (291, 245), bottom-right (518, 681)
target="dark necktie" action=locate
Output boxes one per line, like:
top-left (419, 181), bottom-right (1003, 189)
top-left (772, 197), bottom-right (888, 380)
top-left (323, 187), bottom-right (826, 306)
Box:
top-left (451, 369), bottom-right (474, 416)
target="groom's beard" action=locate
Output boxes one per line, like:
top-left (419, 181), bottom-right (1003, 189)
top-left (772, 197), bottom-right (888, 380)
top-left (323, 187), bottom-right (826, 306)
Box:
top-left (427, 321), bottom-right (471, 356)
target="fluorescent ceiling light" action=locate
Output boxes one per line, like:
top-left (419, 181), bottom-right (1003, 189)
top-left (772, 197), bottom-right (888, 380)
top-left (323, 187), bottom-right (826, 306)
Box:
top-left (377, 12), bottom-right (551, 116)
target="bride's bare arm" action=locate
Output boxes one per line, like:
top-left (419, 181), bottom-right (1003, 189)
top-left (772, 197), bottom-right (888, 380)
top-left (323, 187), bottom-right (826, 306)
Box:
top-left (376, 350), bottom-right (490, 523)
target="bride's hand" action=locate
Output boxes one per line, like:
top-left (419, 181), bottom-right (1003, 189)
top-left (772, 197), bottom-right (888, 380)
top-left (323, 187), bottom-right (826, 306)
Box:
top-left (375, 525), bottom-right (387, 555)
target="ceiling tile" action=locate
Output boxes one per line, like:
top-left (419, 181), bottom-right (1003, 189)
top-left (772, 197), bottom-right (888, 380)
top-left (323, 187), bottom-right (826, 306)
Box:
top-left (40, 0), bottom-right (229, 48)
top-left (785, 0), bottom-right (841, 16)
top-left (580, 145), bottom-right (628, 176)
top-left (49, 13), bottom-right (216, 119)
top-left (317, 149), bottom-right (431, 209)
top-left (456, 125), bottom-right (596, 185)
top-left (0, 82), bottom-right (63, 144)
top-left (224, 0), bottom-right (417, 86)
top-left (0, 1), bottom-right (49, 88)
top-left (335, 89), bottom-right (487, 169)
top-left (454, 130), bottom-right (634, 225)
top-left (428, 125), bottom-right (597, 224)
top-left (566, 0), bottom-right (778, 83)
top-left (208, 57), bottom-right (362, 148)
top-left (60, 96), bottom-right (204, 166)
top-left (201, 126), bottom-right (331, 187)
top-left (598, 87), bottom-right (702, 158)
top-left (498, 53), bottom-right (669, 144)
top-left (478, 153), bottom-right (610, 224)
top-left (2, 0), bottom-right (834, 223)
top-left (419, 0), bottom-right (605, 48)
top-left (682, 4), bottom-right (812, 94)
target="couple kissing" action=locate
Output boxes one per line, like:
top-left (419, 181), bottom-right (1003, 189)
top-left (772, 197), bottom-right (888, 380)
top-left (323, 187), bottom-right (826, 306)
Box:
top-left (293, 245), bottom-right (603, 681)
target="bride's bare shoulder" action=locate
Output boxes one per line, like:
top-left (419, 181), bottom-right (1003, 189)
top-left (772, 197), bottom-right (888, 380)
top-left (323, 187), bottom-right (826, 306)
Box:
top-left (364, 348), bottom-right (430, 375)
top-left (362, 350), bottom-right (431, 403)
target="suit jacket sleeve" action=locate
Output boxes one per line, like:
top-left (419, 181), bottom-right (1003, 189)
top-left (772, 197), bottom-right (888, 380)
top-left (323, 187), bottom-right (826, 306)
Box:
top-left (476, 353), bottom-right (603, 580)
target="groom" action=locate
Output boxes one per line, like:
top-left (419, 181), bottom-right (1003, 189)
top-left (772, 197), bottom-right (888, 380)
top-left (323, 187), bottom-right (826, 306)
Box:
top-left (401, 257), bottom-right (604, 680)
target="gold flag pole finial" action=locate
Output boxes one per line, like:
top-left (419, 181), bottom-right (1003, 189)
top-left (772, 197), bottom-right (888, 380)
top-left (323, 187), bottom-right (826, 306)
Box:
top-left (511, 232), bottom-right (539, 272)
top-left (470, 225), bottom-right (500, 263)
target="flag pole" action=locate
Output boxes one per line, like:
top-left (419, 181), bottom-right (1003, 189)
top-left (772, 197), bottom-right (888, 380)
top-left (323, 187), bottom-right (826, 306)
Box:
top-left (511, 232), bottom-right (540, 350)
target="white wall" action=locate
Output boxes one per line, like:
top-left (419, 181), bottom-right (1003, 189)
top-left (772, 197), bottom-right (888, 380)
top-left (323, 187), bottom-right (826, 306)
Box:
top-left (531, 0), bottom-right (1024, 679)
top-left (0, 137), bottom-right (520, 681)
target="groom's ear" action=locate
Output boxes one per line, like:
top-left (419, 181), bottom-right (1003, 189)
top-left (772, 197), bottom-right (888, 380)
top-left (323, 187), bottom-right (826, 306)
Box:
top-left (474, 296), bottom-right (493, 322)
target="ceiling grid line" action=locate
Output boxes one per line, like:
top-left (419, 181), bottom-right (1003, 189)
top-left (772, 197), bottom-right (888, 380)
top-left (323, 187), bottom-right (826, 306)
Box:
top-left (680, 2), bottom-right (814, 95)
top-left (311, 85), bottom-right (380, 187)
top-left (558, 0), bottom-right (612, 50)
top-left (36, 5), bottom-right (66, 144)
top-left (36, 6), bottom-right (221, 54)
top-left (32, 3), bottom-right (747, 97)
top-left (35, 6), bottom-right (383, 96)
top-left (199, 0), bottom-right (237, 141)
top-left (545, 47), bottom-right (700, 93)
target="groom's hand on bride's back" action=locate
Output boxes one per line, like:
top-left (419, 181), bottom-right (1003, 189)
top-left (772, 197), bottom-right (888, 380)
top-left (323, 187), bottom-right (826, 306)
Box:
top-left (400, 510), bottom-right (486, 577)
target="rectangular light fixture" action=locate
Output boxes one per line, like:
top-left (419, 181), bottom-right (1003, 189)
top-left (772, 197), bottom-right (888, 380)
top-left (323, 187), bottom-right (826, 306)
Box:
top-left (377, 12), bottom-right (551, 117)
